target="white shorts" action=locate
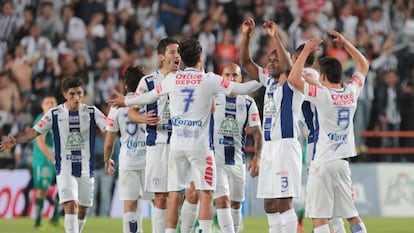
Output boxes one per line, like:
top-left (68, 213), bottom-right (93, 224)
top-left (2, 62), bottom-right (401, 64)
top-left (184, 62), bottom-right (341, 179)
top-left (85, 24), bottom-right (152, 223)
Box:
top-left (306, 141), bottom-right (315, 169)
top-left (214, 163), bottom-right (245, 202)
top-left (257, 139), bottom-right (302, 198)
top-left (119, 169), bottom-right (145, 201)
top-left (145, 144), bottom-right (169, 192)
top-left (306, 159), bottom-right (359, 219)
top-left (168, 150), bottom-right (216, 192)
top-left (56, 174), bottom-right (94, 207)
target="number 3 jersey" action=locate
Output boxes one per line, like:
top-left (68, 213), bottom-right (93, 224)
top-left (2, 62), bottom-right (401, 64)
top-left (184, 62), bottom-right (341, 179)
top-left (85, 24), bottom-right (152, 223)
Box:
top-left (33, 104), bottom-right (107, 177)
top-left (213, 94), bottom-right (261, 165)
top-left (303, 71), bottom-right (365, 161)
top-left (106, 94), bottom-right (146, 170)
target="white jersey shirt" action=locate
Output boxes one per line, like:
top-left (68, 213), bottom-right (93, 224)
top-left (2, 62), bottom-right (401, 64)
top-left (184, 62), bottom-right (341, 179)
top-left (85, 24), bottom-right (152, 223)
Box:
top-left (106, 93), bottom-right (146, 170)
top-left (136, 70), bottom-right (171, 145)
top-left (156, 68), bottom-right (235, 151)
top-left (304, 71), bottom-right (365, 161)
top-left (214, 94), bottom-right (261, 165)
top-left (258, 67), bottom-right (304, 141)
top-left (33, 104), bottom-right (107, 177)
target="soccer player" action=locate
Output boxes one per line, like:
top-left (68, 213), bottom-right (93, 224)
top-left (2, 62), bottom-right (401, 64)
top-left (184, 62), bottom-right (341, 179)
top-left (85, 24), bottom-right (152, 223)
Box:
top-left (134, 37), bottom-right (181, 233)
top-left (213, 63), bottom-right (263, 233)
top-left (32, 94), bottom-right (60, 229)
top-left (292, 43), bottom-right (347, 233)
top-left (240, 18), bottom-right (302, 233)
top-left (108, 38), bottom-right (262, 233)
top-left (288, 31), bottom-right (369, 233)
top-left (104, 66), bottom-right (155, 233)
top-left (0, 77), bottom-right (107, 233)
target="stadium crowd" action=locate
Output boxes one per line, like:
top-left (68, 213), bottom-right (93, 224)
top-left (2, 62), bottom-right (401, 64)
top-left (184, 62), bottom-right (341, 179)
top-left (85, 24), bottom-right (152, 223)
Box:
top-left (0, 0), bottom-right (414, 216)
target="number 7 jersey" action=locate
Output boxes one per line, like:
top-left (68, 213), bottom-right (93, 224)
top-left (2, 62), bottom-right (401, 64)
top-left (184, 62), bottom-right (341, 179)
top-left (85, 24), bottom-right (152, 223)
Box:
top-left (157, 68), bottom-right (234, 152)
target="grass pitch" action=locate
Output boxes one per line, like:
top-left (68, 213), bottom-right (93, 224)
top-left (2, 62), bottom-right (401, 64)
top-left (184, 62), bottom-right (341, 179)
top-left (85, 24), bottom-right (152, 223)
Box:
top-left (0, 216), bottom-right (413, 233)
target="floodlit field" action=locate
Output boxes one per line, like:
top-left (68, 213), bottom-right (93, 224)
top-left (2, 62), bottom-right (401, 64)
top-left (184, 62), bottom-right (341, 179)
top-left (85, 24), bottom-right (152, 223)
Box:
top-left (0, 216), bottom-right (413, 233)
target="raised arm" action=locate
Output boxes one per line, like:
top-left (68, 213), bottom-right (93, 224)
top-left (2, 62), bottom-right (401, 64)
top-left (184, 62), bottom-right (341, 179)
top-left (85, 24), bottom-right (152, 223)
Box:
top-left (288, 38), bottom-right (323, 93)
top-left (107, 90), bottom-right (160, 107)
top-left (328, 30), bottom-right (369, 76)
top-left (240, 18), bottom-right (260, 80)
top-left (263, 20), bottom-right (291, 72)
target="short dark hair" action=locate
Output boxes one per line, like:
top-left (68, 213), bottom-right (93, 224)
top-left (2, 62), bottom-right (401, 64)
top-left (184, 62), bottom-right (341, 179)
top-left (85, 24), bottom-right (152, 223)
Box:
top-left (124, 66), bottom-right (145, 93)
top-left (61, 77), bottom-right (83, 93)
top-left (157, 37), bottom-right (179, 55)
top-left (0, 70), bottom-right (10, 78)
top-left (179, 38), bottom-right (202, 67)
top-left (294, 43), bottom-right (315, 67)
top-left (319, 57), bottom-right (342, 84)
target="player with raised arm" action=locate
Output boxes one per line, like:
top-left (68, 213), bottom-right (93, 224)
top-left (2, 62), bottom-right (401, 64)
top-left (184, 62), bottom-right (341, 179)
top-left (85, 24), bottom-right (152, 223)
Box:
top-left (104, 66), bottom-right (156, 233)
top-left (0, 77), bottom-right (107, 233)
top-left (240, 18), bottom-right (302, 233)
top-left (288, 31), bottom-right (369, 233)
top-left (108, 38), bottom-right (261, 233)
top-left (213, 63), bottom-right (263, 233)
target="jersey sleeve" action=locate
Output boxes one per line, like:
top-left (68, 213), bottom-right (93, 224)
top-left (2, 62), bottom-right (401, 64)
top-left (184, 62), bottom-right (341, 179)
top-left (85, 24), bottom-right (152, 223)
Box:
top-left (136, 75), bottom-right (149, 95)
top-left (106, 107), bottom-right (120, 132)
top-left (247, 97), bottom-right (261, 128)
top-left (33, 109), bottom-right (53, 135)
top-left (303, 82), bottom-right (327, 105)
top-left (206, 72), bottom-right (234, 95)
top-left (347, 71), bottom-right (365, 97)
top-left (93, 106), bottom-right (108, 131)
top-left (257, 66), bottom-right (270, 86)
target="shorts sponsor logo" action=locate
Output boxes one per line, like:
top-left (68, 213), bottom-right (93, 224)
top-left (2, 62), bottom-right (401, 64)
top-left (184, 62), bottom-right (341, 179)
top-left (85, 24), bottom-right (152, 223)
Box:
top-left (152, 178), bottom-right (160, 186)
top-left (204, 156), bottom-right (214, 186)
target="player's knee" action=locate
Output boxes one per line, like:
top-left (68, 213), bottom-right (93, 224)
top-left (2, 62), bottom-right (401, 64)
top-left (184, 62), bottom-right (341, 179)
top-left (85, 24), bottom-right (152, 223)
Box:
top-left (215, 196), bottom-right (230, 209)
top-left (230, 201), bottom-right (241, 209)
top-left (264, 199), bottom-right (278, 213)
top-left (154, 193), bottom-right (168, 208)
top-left (185, 190), bottom-right (199, 204)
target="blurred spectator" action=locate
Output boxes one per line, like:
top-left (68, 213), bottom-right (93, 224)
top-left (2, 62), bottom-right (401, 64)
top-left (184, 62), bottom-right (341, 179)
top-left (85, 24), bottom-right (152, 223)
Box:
top-left (215, 27), bottom-right (238, 75)
top-left (198, 16), bottom-right (217, 72)
top-left (14, 5), bottom-right (35, 43)
top-left (36, 1), bottom-right (61, 44)
top-left (0, 0), bottom-right (20, 46)
top-left (0, 71), bottom-right (20, 129)
top-left (273, 0), bottom-right (294, 32)
top-left (158, 0), bottom-right (186, 36)
top-left (365, 5), bottom-right (392, 55)
top-left (400, 78), bottom-right (414, 161)
top-left (57, 4), bottom-right (87, 45)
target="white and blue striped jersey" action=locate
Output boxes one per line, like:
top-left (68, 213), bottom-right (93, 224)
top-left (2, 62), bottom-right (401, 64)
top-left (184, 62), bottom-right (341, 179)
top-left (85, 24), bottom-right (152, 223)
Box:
top-left (156, 68), bottom-right (235, 152)
top-left (304, 72), bottom-right (365, 161)
top-left (258, 67), bottom-right (304, 141)
top-left (33, 104), bottom-right (107, 178)
top-left (106, 93), bottom-right (146, 170)
top-left (213, 94), bottom-right (261, 165)
top-left (136, 70), bottom-right (171, 146)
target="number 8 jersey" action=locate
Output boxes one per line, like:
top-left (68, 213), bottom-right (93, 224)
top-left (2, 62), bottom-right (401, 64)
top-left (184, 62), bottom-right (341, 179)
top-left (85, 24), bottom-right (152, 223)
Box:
top-left (303, 71), bottom-right (365, 161)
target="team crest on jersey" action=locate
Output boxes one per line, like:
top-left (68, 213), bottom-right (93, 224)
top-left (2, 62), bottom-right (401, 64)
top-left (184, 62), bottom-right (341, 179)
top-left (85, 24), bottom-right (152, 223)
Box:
top-left (263, 99), bottom-right (277, 117)
top-left (162, 99), bottom-right (171, 119)
top-left (218, 116), bottom-right (239, 137)
top-left (66, 131), bottom-right (85, 150)
top-left (237, 103), bottom-right (245, 111)
top-left (82, 114), bottom-right (89, 122)
top-left (308, 85), bottom-right (318, 97)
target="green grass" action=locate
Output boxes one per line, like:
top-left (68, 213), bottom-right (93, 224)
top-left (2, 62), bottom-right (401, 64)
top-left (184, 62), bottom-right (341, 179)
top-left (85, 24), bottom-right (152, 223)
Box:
top-left (0, 216), bottom-right (413, 233)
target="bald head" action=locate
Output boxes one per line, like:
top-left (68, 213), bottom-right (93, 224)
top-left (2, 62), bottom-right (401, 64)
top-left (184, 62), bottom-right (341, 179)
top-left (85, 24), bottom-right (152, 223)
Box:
top-left (221, 63), bottom-right (242, 83)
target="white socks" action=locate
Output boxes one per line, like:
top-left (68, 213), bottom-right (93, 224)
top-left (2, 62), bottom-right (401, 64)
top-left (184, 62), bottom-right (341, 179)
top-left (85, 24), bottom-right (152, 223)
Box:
top-left (123, 212), bottom-right (139, 233)
top-left (198, 220), bottom-right (213, 233)
top-left (78, 218), bottom-right (86, 233)
top-left (329, 218), bottom-right (346, 233)
top-left (217, 208), bottom-right (235, 233)
top-left (280, 208), bottom-right (297, 233)
top-left (180, 200), bottom-right (199, 233)
top-left (267, 212), bottom-right (282, 233)
top-left (314, 224), bottom-right (330, 233)
top-left (64, 214), bottom-right (79, 233)
top-left (152, 207), bottom-right (166, 233)
top-left (231, 207), bottom-right (242, 233)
